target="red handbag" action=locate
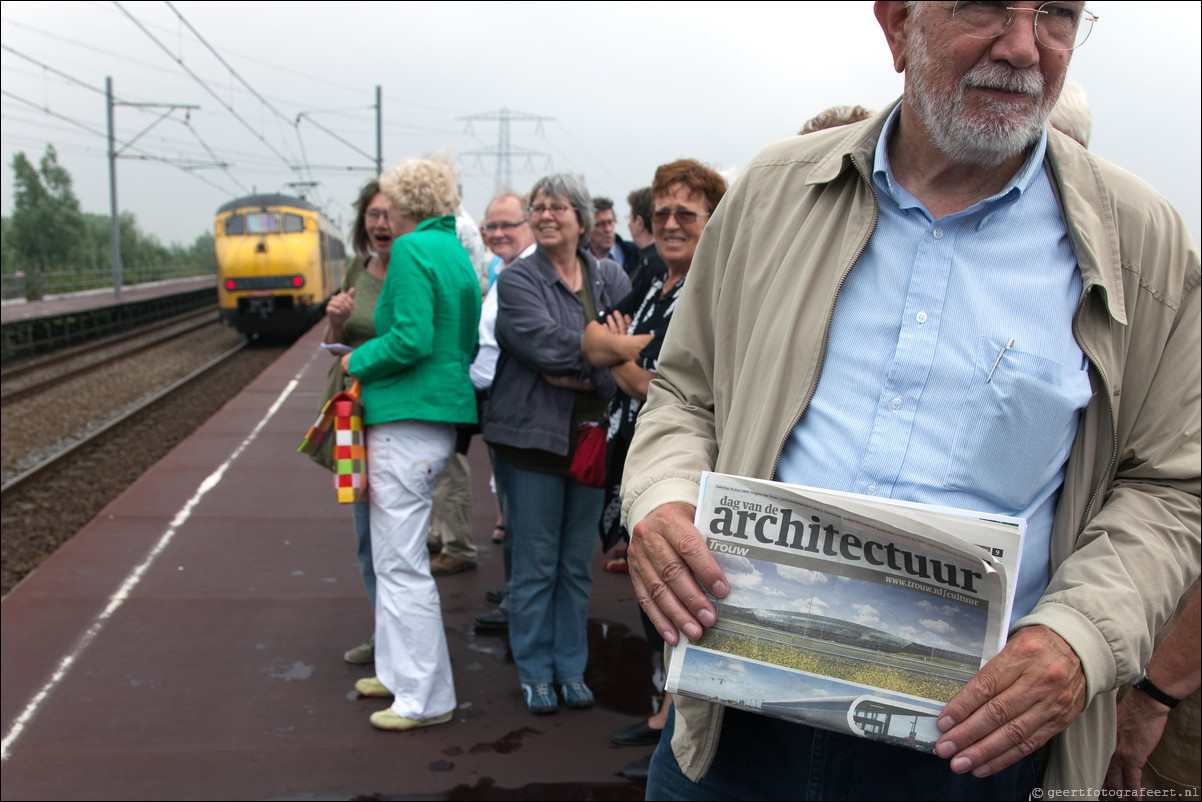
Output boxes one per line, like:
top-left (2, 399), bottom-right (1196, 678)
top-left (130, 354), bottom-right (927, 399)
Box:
top-left (569, 420), bottom-right (607, 488)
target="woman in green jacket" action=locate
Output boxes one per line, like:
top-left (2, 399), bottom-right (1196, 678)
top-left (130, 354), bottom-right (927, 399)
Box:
top-left (340, 158), bottom-right (481, 732)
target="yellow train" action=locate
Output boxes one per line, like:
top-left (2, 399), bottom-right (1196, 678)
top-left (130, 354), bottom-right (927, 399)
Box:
top-left (215, 194), bottom-right (346, 337)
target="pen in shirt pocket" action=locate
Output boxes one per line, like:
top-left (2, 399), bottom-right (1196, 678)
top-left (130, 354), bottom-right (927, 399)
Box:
top-left (985, 338), bottom-right (1016, 384)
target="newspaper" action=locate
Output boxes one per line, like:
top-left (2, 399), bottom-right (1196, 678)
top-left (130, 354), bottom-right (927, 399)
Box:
top-left (664, 472), bottom-right (1026, 754)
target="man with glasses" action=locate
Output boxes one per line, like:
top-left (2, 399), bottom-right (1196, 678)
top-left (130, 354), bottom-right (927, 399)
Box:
top-left (480, 193), bottom-right (535, 289)
top-left (472, 192), bottom-right (538, 629)
top-left (428, 193), bottom-right (537, 580)
top-left (622, 2), bottom-right (1198, 799)
top-left (589, 196), bottom-right (640, 276)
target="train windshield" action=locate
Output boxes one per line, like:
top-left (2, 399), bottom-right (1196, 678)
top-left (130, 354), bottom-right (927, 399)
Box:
top-left (283, 213), bottom-right (305, 233)
top-left (246, 212), bottom-right (281, 234)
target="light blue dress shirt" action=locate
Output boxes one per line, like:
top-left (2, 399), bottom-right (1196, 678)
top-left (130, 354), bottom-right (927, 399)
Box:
top-left (776, 108), bottom-right (1092, 620)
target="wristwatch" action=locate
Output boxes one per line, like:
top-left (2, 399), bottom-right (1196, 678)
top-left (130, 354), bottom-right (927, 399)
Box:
top-left (1131, 668), bottom-right (1180, 709)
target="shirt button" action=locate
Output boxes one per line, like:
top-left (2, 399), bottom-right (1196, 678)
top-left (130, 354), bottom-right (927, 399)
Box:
top-left (916, 311), bottom-right (928, 324)
top-left (866, 485), bottom-right (878, 496)
top-left (932, 227), bottom-right (944, 239)
top-left (891, 397), bottom-right (902, 410)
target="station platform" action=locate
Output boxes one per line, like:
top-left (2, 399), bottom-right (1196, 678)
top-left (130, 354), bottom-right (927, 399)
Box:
top-left (0, 276), bottom-right (215, 325)
top-left (1, 276), bottom-right (218, 362)
top-left (0, 324), bottom-right (653, 800)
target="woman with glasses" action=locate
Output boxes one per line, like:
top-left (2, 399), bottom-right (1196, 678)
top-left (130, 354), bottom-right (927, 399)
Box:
top-left (483, 173), bottom-right (630, 714)
top-left (581, 159), bottom-right (726, 757)
top-left (340, 158), bottom-right (481, 731)
top-left (317, 179), bottom-right (397, 667)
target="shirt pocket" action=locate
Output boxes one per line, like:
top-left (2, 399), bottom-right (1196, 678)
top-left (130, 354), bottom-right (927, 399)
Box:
top-left (943, 336), bottom-right (1093, 510)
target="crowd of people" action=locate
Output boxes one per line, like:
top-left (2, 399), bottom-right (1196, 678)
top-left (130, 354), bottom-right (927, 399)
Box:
top-left (308, 2), bottom-right (1199, 799)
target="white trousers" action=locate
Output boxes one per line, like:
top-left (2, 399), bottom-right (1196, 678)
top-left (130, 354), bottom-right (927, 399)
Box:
top-left (367, 419), bottom-right (457, 719)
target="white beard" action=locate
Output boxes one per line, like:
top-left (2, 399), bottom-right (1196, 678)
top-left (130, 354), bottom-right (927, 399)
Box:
top-left (906, 26), bottom-right (1056, 168)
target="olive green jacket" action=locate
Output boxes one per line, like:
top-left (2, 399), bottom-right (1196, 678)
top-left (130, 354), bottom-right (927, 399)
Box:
top-left (349, 215), bottom-right (481, 425)
top-left (622, 102), bottom-right (1201, 791)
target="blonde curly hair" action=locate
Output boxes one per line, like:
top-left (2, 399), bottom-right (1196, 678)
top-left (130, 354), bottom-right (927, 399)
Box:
top-left (378, 158), bottom-right (460, 221)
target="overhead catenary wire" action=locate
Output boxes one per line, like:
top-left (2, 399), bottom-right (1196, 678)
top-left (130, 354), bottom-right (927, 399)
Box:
top-left (2, 15), bottom-right (463, 122)
top-left (0, 109), bottom-right (295, 172)
top-left (2, 13), bottom-right (474, 179)
top-left (1, 44), bottom-right (107, 96)
top-left (113, 1), bottom-right (299, 173)
top-left (163, 1), bottom-right (292, 128)
top-left (162, 0), bottom-right (315, 182)
top-left (1, 88), bottom-right (239, 198)
top-left (2, 8), bottom-right (630, 238)
top-left (0, 53), bottom-right (247, 177)
top-left (178, 115), bottom-right (248, 194)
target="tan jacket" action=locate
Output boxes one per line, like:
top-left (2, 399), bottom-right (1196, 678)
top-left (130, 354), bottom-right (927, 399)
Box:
top-left (622, 103), bottom-right (1201, 790)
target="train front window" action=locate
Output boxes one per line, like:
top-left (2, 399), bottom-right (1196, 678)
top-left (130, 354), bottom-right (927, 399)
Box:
top-left (283, 213), bottom-right (305, 233)
top-left (224, 214), bottom-right (245, 236)
top-left (246, 212), bottom-right (280, 234)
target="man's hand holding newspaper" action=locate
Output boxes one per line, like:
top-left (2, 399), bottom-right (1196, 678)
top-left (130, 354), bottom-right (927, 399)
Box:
top-left (935, 624), bottom-right (1086, 777)
top-left (630, 500), bottom-right (726, 645)
top-left (629, 477), bottom-right (1087, 778)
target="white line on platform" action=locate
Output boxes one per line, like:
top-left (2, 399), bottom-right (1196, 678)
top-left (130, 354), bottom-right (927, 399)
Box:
top-left (1, 354), bottom-right (318, 762)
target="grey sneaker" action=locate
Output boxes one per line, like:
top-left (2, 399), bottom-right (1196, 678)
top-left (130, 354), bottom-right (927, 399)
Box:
top-left (522, 682), bottom-right (558, 715)
top-left (560, 680), bottom-right (594, 709)
top-left (343, 638), bottom-right (374, 664)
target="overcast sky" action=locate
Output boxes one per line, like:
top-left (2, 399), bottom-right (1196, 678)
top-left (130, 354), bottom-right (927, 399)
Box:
top-left (2, 1), bottom-right (1199, 252)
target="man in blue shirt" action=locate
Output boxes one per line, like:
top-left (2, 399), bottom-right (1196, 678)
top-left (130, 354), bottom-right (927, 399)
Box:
top-left (622, 2), bottom-right (1200, 799)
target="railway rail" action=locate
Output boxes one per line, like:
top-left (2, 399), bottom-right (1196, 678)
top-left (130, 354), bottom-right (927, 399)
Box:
top-left (0, 307), bottom-right (220, 403)
top-left (0, 339), bottom-right (285, 594)
top-left (0, 341), bottom-right (245, 500)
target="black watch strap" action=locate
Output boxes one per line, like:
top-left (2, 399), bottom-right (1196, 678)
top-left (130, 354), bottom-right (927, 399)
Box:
top-left (1132, 668), bottom-right (1180, 709)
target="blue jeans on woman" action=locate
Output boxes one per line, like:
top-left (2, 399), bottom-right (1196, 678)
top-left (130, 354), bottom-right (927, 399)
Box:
top-left (351, 500), bottom-right (375, 614)
top-left (493, 454), bottom-right (603, 685)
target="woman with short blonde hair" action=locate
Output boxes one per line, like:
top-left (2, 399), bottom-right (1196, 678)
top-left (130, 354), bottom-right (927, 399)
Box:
top-left (341, 157), bottom-right (482, 732)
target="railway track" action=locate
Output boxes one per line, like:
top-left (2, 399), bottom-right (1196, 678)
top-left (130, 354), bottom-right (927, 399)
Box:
top-left (0, 341), bottom-right (246, 500)
top-left (0, 340), bottom-right (287, 594)
top-left (0, 306), bottom-right (220, 402)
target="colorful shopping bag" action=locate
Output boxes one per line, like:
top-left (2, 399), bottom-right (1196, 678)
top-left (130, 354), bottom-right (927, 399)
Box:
top-left (332, 382), bottom-right (367, 503)
top-left (298, 380), bottom-right (367, 503)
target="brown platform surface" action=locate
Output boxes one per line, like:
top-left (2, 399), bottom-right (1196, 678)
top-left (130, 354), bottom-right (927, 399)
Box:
top-left (1, 324), bottom-right (654, 800)
top-left (0, 276), bottom-right (215, 325)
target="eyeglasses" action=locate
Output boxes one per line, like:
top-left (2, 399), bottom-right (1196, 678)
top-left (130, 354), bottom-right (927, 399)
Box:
top-left (365, 209), bottom-right (391, 222)
top-left (951, 2), bottom-right (1098, 51)
top-left (652, 208), bottom-right (711, 227)
top-left (529, 202), bottom-right (575, 217)
top-left (480, 220), bottom-right (527, 234)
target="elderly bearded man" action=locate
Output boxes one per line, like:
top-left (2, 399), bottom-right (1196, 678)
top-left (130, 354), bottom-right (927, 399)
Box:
top-left (621, 2), bottom-right (1200, 799)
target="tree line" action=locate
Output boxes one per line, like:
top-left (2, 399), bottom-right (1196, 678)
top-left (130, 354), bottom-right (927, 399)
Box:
top-left (1, 144), bottom-right (215, 300)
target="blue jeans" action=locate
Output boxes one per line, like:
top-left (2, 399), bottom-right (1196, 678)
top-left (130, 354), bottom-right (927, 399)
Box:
top-left (493, 455), bottom-right (602, 685)
top-left (646, 704), bottom-right (1041, 801)
top-left (351, 500), bottom-right (375, 616)
top-left (487, 444), bottom-right (514, 587)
